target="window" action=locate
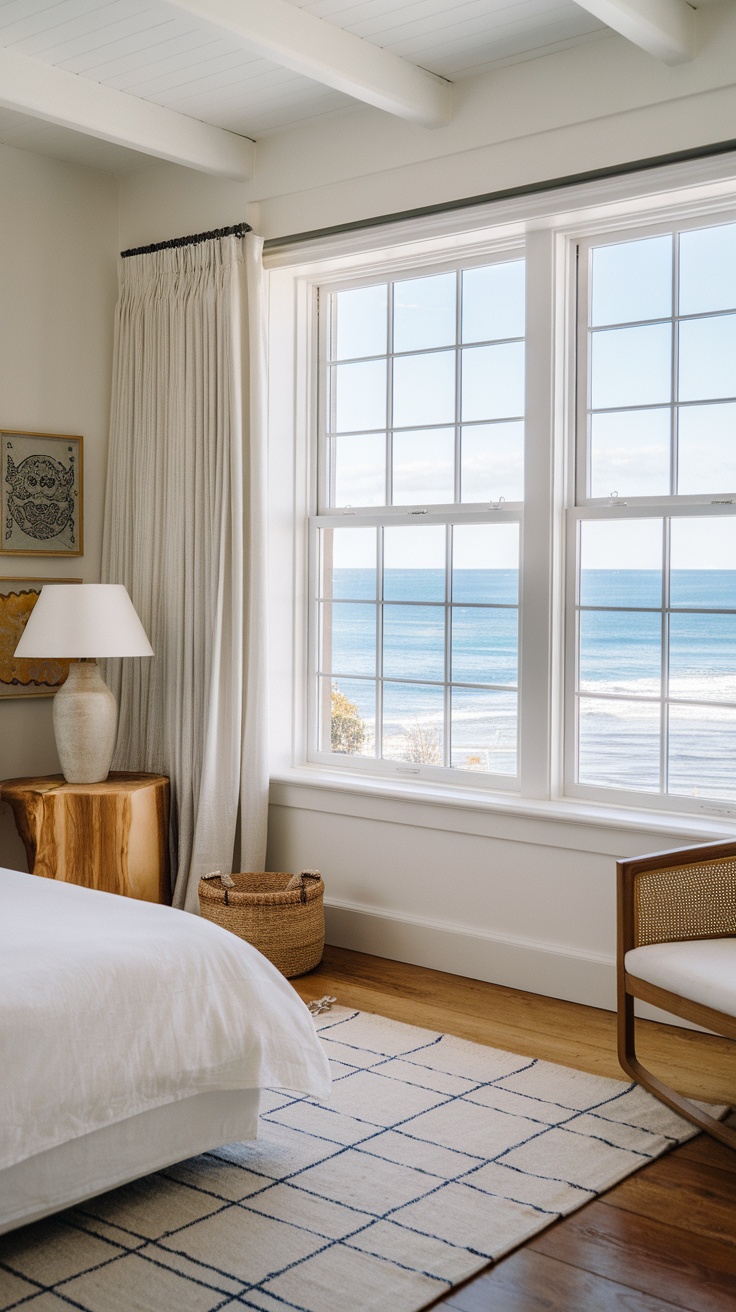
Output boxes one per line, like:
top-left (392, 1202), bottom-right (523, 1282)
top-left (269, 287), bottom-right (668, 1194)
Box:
top-left (298, 190), bottom-right (736, 817)
top-left (312, 258), bottom-right (525, 783)
top-left (568, 218), bottom-right (736, 808)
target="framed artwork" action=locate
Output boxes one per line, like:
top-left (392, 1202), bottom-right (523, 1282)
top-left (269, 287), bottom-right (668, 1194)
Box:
top-left (0, 577), bottom-right (82, 698)
top-left (1, 430), bottom-right (83, 556)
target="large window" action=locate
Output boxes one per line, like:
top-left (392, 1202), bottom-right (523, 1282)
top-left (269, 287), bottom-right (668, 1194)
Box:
top-left (305, 202), bottom-right (736, 815)
top-left (312, 258), bottom-right (525, 783)
top-left (568, 218), bottom-right (736, 808)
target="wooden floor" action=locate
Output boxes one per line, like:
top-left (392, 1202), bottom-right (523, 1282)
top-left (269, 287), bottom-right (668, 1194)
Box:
top-left (292, 946), bottom-right (736, 1312)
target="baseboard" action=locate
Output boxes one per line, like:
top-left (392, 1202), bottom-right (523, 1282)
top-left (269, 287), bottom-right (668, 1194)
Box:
top-left (323, 899), bottom-right (708, 1031)
top-left (324, 897), bottom-right (617, 1011)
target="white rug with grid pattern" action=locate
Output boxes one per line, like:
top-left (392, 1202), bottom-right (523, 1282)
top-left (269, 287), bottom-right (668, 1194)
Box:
top-left (0, 1006), bottom-right (709, 1312)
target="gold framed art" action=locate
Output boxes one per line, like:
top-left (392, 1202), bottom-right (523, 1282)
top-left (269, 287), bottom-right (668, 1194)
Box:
top-left (1, 430), bottom-right (83, 556)
top-left (0, 577), bottom-right (82, 697)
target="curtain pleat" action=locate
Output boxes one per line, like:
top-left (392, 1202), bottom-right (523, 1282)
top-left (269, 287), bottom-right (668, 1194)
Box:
top-left (102, 234), bottom-right (268, 911)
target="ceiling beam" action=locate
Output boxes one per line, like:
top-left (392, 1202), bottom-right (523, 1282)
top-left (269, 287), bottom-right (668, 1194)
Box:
top-left (166, 0), bottom-right (452, 128)
top-left (574, 0), bottom-right (697, 64)
top-left (0, 45), bottom-right (254, 178)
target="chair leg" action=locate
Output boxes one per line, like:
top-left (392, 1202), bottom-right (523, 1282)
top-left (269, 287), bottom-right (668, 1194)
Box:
top-left (619, 989), bottom-right (736, 1152)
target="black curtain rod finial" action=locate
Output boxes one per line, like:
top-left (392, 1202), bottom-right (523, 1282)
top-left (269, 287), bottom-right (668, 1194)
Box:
top-left (121, 221), bottom-right (252, 259)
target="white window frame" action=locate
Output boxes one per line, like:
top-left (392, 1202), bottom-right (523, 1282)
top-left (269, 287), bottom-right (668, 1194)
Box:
top-left (564, 209), bottom-right (736, 817)
top-left (264, 151), bottom-right (736, 828)
top-left (309, 247), bottom-right (528, 792)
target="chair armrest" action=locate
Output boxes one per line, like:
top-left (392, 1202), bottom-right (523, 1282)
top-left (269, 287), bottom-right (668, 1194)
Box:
top-left (617, 840), bottom-right (736, 954)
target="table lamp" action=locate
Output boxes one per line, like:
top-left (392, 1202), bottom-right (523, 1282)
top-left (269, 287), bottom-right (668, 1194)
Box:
top-left (14, 583), bottom-right (154, 784)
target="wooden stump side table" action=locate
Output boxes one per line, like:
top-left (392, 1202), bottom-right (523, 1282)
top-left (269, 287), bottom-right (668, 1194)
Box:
top-left (0, 772), bottom-right (170, 904)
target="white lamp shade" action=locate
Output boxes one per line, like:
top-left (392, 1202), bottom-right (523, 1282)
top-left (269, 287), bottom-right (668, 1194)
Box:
top-left (14, 584), bottom-right (154, 659)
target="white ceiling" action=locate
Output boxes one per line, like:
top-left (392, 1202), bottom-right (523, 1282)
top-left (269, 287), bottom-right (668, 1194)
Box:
top-left (0, 0), bottom-right (713, 175)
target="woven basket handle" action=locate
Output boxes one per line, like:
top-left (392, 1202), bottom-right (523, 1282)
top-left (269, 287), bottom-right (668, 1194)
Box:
top-left (285, 869), bottom-right (321, 903)
top-left (202, 870), bottom-right (236, 903)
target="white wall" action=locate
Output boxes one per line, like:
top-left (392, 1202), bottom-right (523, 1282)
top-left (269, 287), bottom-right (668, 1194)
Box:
top-left (0, 145), bottom-right (118, 869)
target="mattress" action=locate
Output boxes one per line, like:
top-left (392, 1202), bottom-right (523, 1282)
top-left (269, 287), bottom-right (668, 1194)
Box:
top-left (1, 867), bottom-right (330, 1175)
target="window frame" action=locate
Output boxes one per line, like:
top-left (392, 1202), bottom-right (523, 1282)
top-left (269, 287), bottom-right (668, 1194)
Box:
top-left (564, 211), bottom-right (736, 816)
top-left (265, 155), bottom-right (736, 826)
top-left (308, 244), bottom-right (528, 790)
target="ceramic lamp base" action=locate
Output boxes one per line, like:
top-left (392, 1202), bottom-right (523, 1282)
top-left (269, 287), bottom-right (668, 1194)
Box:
top-left (53, 660), bottom-right (118, 784)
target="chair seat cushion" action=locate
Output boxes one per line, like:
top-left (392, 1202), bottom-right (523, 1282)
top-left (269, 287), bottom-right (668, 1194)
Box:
top-left (625, 937), bottom-right (736, 1016)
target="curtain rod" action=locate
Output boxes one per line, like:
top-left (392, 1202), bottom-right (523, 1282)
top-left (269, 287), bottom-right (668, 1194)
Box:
top-left (121, 222), bottom-right (252, 259)
top-left (261, 138), bottom-right (736, 252)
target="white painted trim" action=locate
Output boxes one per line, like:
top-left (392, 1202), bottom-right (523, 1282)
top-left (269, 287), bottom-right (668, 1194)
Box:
top-left (574, 0), bottom-right (697, 65)
top-left (0, 45), bottom-right (254, 180)
top-left (269, 771), bottom-right (736, 854)
top-left (324, 896), bottom-right (706, 1026)
top-left (325, 895), bottom-right (616, 1008)
top-left (167, 0), bottom-right (452, 128)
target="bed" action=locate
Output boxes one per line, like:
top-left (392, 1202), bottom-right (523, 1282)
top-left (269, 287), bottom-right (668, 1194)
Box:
top-left (0, 866), bottom-right (331, 1235)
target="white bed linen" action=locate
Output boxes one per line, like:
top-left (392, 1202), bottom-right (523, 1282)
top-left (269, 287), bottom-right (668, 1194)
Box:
top-left (0, 1089), bottom-right (261, 1235)
top-left (1, 867), bottom-right (331, 1171)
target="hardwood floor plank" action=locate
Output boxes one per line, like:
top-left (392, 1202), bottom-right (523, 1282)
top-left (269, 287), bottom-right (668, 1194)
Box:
top-left (440, 1249), bottom-right (693, 1311)
top-left (529, 1198), bottom-right (736, 1310)
top-left (601, 1154), bottom-right (736, 1244)
top-left (293, 946), bottom-right (735, 1102)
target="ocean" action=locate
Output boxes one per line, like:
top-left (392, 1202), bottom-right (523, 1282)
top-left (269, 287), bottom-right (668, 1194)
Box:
top-left (321, 568), bottom-right (736, 798)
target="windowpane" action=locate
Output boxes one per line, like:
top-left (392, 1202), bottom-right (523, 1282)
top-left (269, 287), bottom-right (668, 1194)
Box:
top-left (393, 350), bottom-right (455, 428)
top-left (579, 610), bottom-right (661, 697)
top-left (334, 359), bottom-right (386, 432)
top-left (462, 342), bottom-right (524, 421)
top-left (383, 682), bottom-right (444, 764)
top-left (462, 261), bottom-right (525, 343)
top-left (321, 677), bottom-right (375, 757)
top-left (668, 704), bottom-right (736, 800)
top-left (392, 428), bottom-right (454, 505)
top-left (384, 525), bottom-right (445, 601)
top-left (591, 235), bottom-right (672, 326)
top-left (451, 688), bottom-right (517, 774)
top-left (322, 527), bottom-right (376, 600)
top-left (679, 223), bottom-right (736, 317)
top-left (321, 602), bottom-right (376, 677)
top-left (393, 272), bottom-right (456, 353)
top-left (453, 523), bottom-right (519, 604)
top-left (578, 698), bottom-right (660, 791)
top-left (333, 433), bottom-right (386, 506)
top-left (669, 612), bottom-right (736, 702)
top-left (590, 324), bottom-right (671, 410)
top-left (677, 403), bottom-right (736, 494)
top-left (319, 261), bottom-right (522, 780)
top-left (333, 284), bottom-right (387, 360)
top-left (383, 605), bottom-right (445, 681)
top-left (580, 520), bottom-right (662, 608)
top-left (452, 607), bottom-right (517, 685)
top-left (589, 409), bottom-right (670, 498)
top-left (670, 519), bottom-right (736, 608)
top-left (461, 422), bottom-right (524, 503)
top-left (678, 314), bottom-right (736, 403)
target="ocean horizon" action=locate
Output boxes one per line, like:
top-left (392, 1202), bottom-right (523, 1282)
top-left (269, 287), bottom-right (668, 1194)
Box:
top-left (320, 568), bottom-right (736, 797)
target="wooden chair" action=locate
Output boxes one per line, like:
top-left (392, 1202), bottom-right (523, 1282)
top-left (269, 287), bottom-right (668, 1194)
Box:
top-left (617, 840), bottom-right (736, 1151)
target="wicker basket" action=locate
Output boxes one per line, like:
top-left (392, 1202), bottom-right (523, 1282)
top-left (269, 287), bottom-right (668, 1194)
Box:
top-left (198, 870), bottom-right (324, 977)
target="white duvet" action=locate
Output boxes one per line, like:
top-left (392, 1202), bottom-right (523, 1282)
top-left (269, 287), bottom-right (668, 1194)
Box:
top-left (0, 867), bottom-right (331, 1171)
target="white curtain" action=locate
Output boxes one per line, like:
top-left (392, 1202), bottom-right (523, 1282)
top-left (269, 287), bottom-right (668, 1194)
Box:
top-left (102, 232), bottom-right (268, 912)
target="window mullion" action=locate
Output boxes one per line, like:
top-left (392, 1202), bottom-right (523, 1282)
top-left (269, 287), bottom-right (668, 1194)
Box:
top-left (518, 228), bottom-right (559, 800)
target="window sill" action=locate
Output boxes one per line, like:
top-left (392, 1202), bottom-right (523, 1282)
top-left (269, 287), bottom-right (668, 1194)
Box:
top-left (269, 765), bottom-right (736, 852)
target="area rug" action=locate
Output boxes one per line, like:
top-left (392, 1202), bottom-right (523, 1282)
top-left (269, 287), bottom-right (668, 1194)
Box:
top-left (0, 1006), bottom-right (718, 1312)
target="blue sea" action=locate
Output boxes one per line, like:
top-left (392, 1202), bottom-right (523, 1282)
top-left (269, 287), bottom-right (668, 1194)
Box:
top-left (322, 568), bottom-right (736, 797)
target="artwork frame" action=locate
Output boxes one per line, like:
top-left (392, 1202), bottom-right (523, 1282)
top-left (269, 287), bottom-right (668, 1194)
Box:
top-left (1, 430), bottom-right (83, 557)
top-left (0, 577), bottom-right (83, 698)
